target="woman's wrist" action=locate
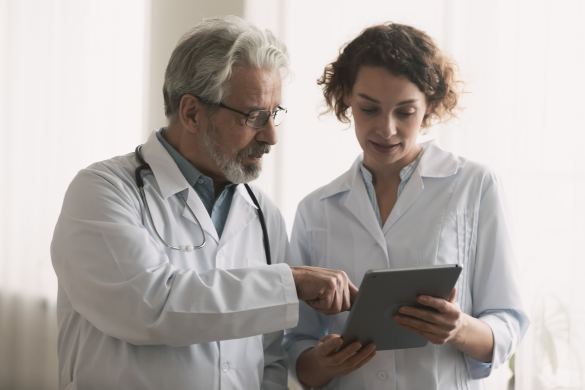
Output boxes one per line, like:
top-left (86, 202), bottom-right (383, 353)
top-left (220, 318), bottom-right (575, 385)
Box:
top-left (448, 313), bottom-right (494, 363)
top-left (297, 347), bottom-right (335, 389)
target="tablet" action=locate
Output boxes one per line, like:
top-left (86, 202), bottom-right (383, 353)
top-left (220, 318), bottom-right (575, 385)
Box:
top-left (338, 264), bottom-right (463, 352)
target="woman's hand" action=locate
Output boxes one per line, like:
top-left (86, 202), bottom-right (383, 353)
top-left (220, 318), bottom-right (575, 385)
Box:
top-left (296, 334), bottom-right (376, 388)
top-left (393, 287), bottom-right (495, 362)
top-left (393, 288), bottom-right (464, 345)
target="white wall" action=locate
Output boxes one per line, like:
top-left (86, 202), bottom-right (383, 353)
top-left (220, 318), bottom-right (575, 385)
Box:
top-left (146, 0), bottom-right (245, 139)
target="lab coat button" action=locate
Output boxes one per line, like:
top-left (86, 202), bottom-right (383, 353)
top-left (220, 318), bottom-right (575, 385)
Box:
top-left (217, 250), bottom-right (224, 258)
top-left (377, 371), bottom-right (387, 380)
top-left (221, 362), bottom-right (230, 372)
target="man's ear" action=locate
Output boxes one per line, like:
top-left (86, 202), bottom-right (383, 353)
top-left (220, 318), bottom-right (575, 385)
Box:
top-left (179, 94), bottom-right (204, 134)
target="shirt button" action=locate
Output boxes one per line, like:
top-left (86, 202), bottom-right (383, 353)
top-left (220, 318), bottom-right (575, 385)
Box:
top-left (377, 371), bottom-right (387, 380)
top-left (197, 178), bottom-right (204, 184)
top-left (221, 362), bottom-right (230, 372)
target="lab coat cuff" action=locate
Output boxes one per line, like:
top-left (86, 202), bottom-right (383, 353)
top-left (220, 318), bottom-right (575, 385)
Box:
top-left (286, 339), bottom-right (319, 390)
top-left (275, 263), bottom-right (299, 328)
top-left (464, 316), bottom-right (505, 379)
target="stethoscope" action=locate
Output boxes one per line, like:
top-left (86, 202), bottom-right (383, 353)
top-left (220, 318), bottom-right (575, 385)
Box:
top-left (134, 145), bottom-right (272, 265)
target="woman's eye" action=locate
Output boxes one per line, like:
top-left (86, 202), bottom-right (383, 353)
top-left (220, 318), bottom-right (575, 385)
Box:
top-left (400, 112), bottom-right (415, 118)
top-left (361, 107), bottom-right (377, 114)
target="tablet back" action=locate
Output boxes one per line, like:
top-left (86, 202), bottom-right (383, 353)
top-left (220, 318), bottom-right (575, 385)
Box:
top-left (339, 264), bottom-right (462, 351)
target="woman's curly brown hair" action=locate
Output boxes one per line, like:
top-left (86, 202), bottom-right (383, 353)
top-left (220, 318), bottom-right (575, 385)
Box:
top-left (318, 22), bottom-right (464, 130)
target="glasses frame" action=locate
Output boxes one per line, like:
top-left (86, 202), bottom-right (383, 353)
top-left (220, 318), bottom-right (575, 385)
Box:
top-left (202, 99), bottom-right (287, 129)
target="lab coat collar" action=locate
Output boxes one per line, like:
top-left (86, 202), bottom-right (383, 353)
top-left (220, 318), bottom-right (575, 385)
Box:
top-left (236, 184), bottom-right (259, 210)
top-left (417, 139), bottom-right (461, 178)
top-left (140, 130), bottom-right (220, 243)
top-left (141, 130), bottom-right (190, 200)
top-left (318, 139), bottom-right (460, 201)
top-left (218, 185), bottom-right (258, 250)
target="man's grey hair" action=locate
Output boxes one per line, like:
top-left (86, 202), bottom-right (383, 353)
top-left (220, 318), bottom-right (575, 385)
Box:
top-left (163, 15), bottom-right (290, 122)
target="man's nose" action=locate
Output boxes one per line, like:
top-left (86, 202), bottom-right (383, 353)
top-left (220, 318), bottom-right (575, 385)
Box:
top-left (256, 117), bottom-right (278, 146)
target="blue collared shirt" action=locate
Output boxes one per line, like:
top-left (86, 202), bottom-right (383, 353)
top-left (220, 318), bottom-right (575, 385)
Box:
top-left (359, 148), bottom-right (424, 227)
top-left (156, 128), bottom-right (235, 238)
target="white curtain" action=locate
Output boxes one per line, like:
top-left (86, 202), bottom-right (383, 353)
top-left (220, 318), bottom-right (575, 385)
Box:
top-left (0, 1), bottom-right (146, 388)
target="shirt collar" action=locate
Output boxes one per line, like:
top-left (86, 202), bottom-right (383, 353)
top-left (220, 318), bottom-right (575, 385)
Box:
top-left (319, 139), bottom-right (462, 200)
top-left (155, 127), bottom-right (236, 190)
top-left (139, 129), bottom-right (246, 202)
top-left (359, 147), bottom-right (424, 187)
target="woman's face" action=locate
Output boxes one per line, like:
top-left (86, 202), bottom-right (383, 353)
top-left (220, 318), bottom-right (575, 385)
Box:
top-left (344, 66), bottom-right (431, 170)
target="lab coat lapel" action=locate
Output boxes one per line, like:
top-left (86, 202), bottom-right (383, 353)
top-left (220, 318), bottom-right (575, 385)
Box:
top-left (342, 160), bottom-right (388, 255)
top-left (217, 185), bottom-right (257, 250)
top-left (382, 167), bottom-right (424, 234)
top-left (140, 130), bottom-right (219, 243)
top-left (382, 139), bottom-right (460, 234)
top-left (181, 187), bottom-right (219, 244)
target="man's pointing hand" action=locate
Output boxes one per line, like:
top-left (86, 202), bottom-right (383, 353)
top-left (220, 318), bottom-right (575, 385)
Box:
top-left (290, 266), bottom-right (358, 315)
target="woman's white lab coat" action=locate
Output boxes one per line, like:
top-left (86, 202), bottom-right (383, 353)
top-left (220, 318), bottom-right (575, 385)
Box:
top-left (51, 131), bottom-right (298, 390)
top-left (284, 140), bottom-right (529, 390)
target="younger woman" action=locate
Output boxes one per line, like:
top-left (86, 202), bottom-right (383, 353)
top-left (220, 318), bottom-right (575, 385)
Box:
top-left (284, 23), bottom-right (529, 389)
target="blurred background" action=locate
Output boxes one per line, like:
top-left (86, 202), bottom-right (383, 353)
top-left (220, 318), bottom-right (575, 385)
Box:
top-left (0, 0), bottom-right (583, 389)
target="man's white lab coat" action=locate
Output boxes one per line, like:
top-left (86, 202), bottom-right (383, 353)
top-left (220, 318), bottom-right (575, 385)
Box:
top-left (51, 131), bottom-right (299, 390)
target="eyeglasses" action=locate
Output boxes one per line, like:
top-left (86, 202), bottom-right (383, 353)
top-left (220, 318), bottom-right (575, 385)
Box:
top-left (207, 100), bottom-right (287, 129)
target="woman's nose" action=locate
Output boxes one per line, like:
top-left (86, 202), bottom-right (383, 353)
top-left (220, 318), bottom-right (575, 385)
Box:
top-left (377, 114), bottom-right (397, 139)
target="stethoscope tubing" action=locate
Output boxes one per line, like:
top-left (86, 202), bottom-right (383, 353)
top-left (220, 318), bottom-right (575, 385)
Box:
top-left (134, 145), bottom-right (271, 264)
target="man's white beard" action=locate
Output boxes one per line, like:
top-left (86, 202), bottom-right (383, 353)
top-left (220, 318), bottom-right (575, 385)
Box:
top-left (200, 123), bottom-right (270, 184)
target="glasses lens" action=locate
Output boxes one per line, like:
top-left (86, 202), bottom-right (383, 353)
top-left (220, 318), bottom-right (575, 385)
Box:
top-left (273, 108), bottom-right (286, 126)
top-left (246, 110), bottom-right (269, 128)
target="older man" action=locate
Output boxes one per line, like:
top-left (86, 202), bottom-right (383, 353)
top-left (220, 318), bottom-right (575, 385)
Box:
top-left (51, 16), bottom-right (356, 390)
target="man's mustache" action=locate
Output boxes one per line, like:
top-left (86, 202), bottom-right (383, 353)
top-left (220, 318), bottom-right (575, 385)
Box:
top-left (236, 143), bottom-right (271, 163)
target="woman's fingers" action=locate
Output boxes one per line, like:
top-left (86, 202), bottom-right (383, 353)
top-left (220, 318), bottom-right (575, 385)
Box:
top-left (328, 343), bottom-right (376, 372)
top-left (448, 287), bottom-right (457, 303)
top-left (326, 342), bottom-right (362, 366)
top-left (315, 335), bottom-right (343, 356)
top-left (398, 307), bottom-right (449, 325)
top-left (417, 295), bottom-right (459, 314)
top-left (338, 348), bottom-right (377, 377)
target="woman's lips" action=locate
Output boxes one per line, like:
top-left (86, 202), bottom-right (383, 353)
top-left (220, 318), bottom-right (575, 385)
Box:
top-left (370, 141), bottom-right (400, 154)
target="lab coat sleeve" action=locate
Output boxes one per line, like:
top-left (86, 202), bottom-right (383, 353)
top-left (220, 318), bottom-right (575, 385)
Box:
top-left (283, 202), bottom-right (328, 388)
top-left (465, 173), bottom-right (530, 379)
top-left (51, 167), bottom-right (299, 347)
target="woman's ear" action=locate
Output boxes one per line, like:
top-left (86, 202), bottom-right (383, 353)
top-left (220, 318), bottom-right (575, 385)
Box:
top-left (343, 91), bottom-right (352, 108)
top-left (424, 100), bottom-right (435, 116)
top-left (178, 94), bottom-right (204, 134)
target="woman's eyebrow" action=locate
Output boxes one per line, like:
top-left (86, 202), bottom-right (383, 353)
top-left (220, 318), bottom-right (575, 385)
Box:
top-left (396, 99), bottom-right (418, 106)
top-left (357, 94), bottom-right (418, 106)
top-left (358, 93), bottom-right (380, 103)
